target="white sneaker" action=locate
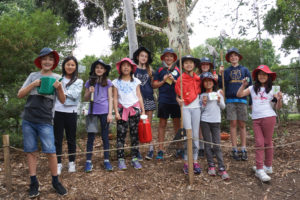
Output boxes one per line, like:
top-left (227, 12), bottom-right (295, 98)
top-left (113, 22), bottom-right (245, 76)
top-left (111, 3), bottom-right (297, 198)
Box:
top-left (255, 169), bottom-right (271, 182)
top-left (68, 162), bottom-right (76, 173)
top-left (57, 163), bottom-right (63, 175)
top-left (252, 165), bottom-right (273, 174)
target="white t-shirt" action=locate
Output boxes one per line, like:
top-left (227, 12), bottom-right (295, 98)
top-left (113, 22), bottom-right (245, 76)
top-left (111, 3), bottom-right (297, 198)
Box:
top-left (249, 86), bottom-right (276, 119)
top-left (112, 77), bottom-right (141, 108)
top-left (183, 95), bottom-right (200, 109)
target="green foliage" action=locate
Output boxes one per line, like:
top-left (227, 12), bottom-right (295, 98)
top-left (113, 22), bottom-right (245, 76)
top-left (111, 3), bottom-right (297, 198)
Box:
top-left (264, 0), bottom-right (300, 52)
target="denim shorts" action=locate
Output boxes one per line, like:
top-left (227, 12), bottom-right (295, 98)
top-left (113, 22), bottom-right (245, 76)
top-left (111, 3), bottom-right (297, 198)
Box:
top-left (22, 120), bottom-right (56, 153)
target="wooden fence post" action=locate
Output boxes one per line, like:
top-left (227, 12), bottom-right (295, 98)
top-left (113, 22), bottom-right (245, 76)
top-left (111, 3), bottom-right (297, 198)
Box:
top-left (186, 129), bottom-right (194, 185)
top-left (3, 134), bottom-right (12, 191)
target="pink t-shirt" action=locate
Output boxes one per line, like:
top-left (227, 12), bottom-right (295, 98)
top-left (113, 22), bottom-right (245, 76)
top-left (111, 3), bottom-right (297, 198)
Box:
top-left (249, 86), bottom-right (276, 119)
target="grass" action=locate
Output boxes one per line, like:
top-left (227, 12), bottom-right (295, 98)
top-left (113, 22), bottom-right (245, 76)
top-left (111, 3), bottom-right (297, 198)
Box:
top-left (287, 113), bottom-right (300, 120)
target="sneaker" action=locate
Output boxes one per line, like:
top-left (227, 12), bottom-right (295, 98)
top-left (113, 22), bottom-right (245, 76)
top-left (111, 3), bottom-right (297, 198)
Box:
top-left (131, 158), bottom-right (142, 170)
top-left (208, 166), bottom-right (216, 176)
top-left (137, 151), bottom-right (143, 161)
top-left (240, 150), bottom-right (248, 161)
top-left (232, 150), bottom-right (241, 161)
top-left (252, 166), bottom-right (273, 174)
top-left (68, 162), bottom-right (76, 173)
top-left (85, 162), bottom-right (93, 173)
top-left (198, 149), bottom-right (205, 158)
top-left (193, 163), bottom-right (202, 174)
top-left (52, 181), bottom-right (67, 196)
top-left (145, 150), bottom-right (154, 160)
top-left (255, 169), bottom-right (271, 182)
top-left (104, 160), bottom-right (113, 171)
top-left (156, 150), bottom-right (164, 160)
top-left (118, 158), bottom-right (127, 170)
top-left (183, 164), bottom-right (188, 174)
top-left (218, 169), bottom-right (230, 180)
top-left (57, 163), bottom-right (62, 175)
top-left (29, 182), bottom-right (39, 198)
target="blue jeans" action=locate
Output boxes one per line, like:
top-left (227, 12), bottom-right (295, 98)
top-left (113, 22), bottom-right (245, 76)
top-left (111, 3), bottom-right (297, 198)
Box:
top-left (22, 120), bottom-right (56, 153)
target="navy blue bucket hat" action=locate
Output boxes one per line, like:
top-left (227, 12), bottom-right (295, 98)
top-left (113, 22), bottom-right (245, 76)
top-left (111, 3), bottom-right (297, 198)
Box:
top-left (160, 47), bottom-right (177, 61)
top-left (200, 57), bottom-right (214, 68)
top-left (176, 55), bottom-right (200, 68)
top-left (34, 47), bottom-right (60, 70)
top-left (133, 46), bottom-right (153, 64)
top-left (225, 47), bottom-right (243, 62)
top-left (90, 59), bottom-right (111, 76)
top-left (200, 72), bottom-right (217, 85)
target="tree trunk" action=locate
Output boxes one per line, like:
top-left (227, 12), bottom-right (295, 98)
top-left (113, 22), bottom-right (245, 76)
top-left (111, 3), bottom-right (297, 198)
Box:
top-left (123, 0), bottom-right (138, 58)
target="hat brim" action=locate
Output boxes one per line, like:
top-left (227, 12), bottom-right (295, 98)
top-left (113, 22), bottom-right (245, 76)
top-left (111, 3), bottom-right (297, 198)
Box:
top-left (252, 69), bottom-right (276, 81)
top-left (116, 59), bottom-right (137, 74)
top-left (133, 47), bottom-right (153, 64)
top-left (225, 52), bottom-right (243, 63)
top-left (199, 62), bottom-right (214, 69)
top-left (201, 77), bottom-right (217, 86)
top-left (160, 52), bottom-right (178, 61)
top-left (177, 57), bottom-right (200, 69)
top-left (91, 60), bottom-right (111, 76)
top-left (34, 50), bottom-right (59, 70)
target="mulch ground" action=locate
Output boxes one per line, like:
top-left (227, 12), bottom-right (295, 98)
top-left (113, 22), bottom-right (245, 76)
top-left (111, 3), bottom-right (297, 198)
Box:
top-left (0, 120), bottom-right (299, 200)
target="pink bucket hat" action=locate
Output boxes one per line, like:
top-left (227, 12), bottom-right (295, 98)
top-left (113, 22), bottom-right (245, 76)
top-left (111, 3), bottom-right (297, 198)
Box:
top-left (252, 65), bottom-right (276, 81)
top-left (116, 58), bottom-right (137, 74)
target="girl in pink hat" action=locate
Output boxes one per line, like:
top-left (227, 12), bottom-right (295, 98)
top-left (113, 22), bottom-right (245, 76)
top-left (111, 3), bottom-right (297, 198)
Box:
top-left (112, 58), bottom-right (145, 170)
top-left (237, 65), bottom-right (282, 182)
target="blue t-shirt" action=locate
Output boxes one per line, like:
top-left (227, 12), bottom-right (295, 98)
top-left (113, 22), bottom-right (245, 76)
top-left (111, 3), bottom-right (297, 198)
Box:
top-left (154, 66), bottom-right (180, 104)
top-left (134, 68), bottom-right (154, 100)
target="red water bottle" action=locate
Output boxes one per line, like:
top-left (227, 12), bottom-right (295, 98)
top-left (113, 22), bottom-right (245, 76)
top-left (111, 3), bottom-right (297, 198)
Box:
top-left (138, 115), bottom-right (152, 143)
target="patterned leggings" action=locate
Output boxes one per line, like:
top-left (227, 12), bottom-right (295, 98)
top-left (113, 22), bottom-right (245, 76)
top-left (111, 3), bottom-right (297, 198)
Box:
top-left (117, 108), bottom-right (140, 159)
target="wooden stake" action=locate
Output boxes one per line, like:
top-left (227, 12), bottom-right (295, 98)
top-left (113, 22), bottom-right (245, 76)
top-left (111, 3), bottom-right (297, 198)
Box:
top-left (3, 135), bottom-right (12, 191)
top-left (186, 129), bottom-right (194, 185)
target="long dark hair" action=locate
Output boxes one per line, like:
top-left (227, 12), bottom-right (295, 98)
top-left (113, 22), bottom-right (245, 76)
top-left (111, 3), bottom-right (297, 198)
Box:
top-left (201, 79), bottom-right (218, 93)
top-left (118, 63), bottom-right (134, 82)
top-left (62, 56), bottom-right (78, 87)
top-left (90, 64), bottom-right (108, 87)
top-left (253, 73), bottom-right (273, 94)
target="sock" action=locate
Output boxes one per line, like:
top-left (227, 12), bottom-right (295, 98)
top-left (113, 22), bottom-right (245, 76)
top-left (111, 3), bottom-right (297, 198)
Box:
top-left (104, 159), bottom-right (109, 162)
top-left (30, 176), bottom-right (38, 184)
top-left (232, 147), bottom-right (238, 152)
top-left (86, 160), bottom-right (91, 163)
top-left (241, 146), bottom-right (247, 152)
top-left (52, 175), bottom-right (59, 184)
top-left (149, 145), bottom-right (154, 151)
top-left (199, 141), bottom-right (204, 150)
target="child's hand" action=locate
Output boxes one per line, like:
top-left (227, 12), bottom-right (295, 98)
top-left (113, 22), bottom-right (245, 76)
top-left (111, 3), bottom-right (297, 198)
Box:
top-left (163, 74), bottom-right (169, 82)
top-left (107, 113), bottom-right (113, 123)
top-left (202, 96), bottom-right (208, 106)
top-left (32, 79), bottom-right (41, 87)
top-left (53, 80), bottom-right (62, 89)
top-left (217, 94), bottom-right (221, 103)
top-left (275, 92), bottom-right (283, 101)
top-left (89, 86), bottom-right (95, 93)
top-left (241, 78), bottom-right (249, 87)
top-left (115, 112), bottom-right (121, 121)
top-left (168, 74), bottom-right (175, 82)
top-left (219, 66), bottom-right (224, 75)
top-left (176, 96), bottom-right (184, 106)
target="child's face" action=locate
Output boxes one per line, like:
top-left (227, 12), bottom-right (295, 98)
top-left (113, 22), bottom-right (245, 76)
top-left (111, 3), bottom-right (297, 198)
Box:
top-left (203, 78), bottom-right (214, 90)
top-left (120, 61), bottom-right (132, 75)
top-left (138, 51), bottom-right (148, 65)
top-left (183, 59), bottom-right (195, 72)
top-left (229, 53), bottom-right (239, 65)
top-left (163, 53), bottom-right (175, 66)
top-left (95, 64), bottom-right (106, 76)
top-left (40, 54), bottom-right (55, 71)
top-left (64, 59), bottom-right (77, 76)
top-left (201, 63), bottom-right (210, 73)
top-left (257, 71), bottom-right (268, 84)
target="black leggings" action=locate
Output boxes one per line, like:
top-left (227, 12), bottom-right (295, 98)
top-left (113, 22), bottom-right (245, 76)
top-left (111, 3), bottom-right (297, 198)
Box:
top-left (54, 111), bottom-right (77, 163)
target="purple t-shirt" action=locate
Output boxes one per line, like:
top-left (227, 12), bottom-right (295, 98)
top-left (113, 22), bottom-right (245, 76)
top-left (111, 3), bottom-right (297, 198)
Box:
top-left (85, 79), bottom-right (112, 115)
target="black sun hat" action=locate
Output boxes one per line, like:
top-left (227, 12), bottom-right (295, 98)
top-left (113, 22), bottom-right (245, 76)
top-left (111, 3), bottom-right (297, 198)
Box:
top-left (225, 47), bottom-right (243, 62)
top-left (176, 55), bottom-right (200, 68)
top-left (90, 59), bottom-right (111, 76)
top-left (132, 46), bottom-right (153, 64)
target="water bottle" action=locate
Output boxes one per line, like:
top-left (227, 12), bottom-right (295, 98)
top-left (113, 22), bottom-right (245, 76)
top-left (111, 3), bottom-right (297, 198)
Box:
top-left (138, 115), bottom-right (152, 143)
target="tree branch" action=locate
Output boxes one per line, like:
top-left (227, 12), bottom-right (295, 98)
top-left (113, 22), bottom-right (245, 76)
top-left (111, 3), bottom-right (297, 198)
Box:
top-left (187, 0), bottom-right (199, 16)
top-left (84, 0), bottom-right (126, 31)
top-left (135, 21), bottom-right (166, 33)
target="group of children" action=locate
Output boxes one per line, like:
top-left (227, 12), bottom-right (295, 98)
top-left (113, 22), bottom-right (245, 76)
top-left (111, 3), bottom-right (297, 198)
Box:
top-left (18, 46), bottom-right (282, 198)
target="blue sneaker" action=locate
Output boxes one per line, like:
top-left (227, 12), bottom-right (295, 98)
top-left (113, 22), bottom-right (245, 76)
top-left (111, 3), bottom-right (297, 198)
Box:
top-left (85, 162), bottom-right (93, 173)
top-left (156, 150), bottom-right (164, 160)
top-left (104, 160), bottom-right (113, 171)
top-left (131, 158), bottom-right (142, 170)
top-left (193, 163), bottom-right (202, 174)
top-left (145, 150), bottom-right (154, 160)
top-left (137, 151), bottom-right (143, 161)
top-left (118, 158), bottom-right (127, 170)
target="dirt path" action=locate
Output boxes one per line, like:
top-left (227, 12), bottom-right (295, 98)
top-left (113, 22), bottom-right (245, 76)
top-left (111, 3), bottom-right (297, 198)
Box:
top-left (0, 121), bottom-right (299, 199)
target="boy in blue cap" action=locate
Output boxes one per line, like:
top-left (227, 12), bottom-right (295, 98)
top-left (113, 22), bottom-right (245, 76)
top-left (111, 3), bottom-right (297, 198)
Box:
top-left (219, 47), bottom-right (252, 161)
top-left (17, 47), bottom-right (67, 198)
top-left (153, 48), bottom-right (181, 160)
